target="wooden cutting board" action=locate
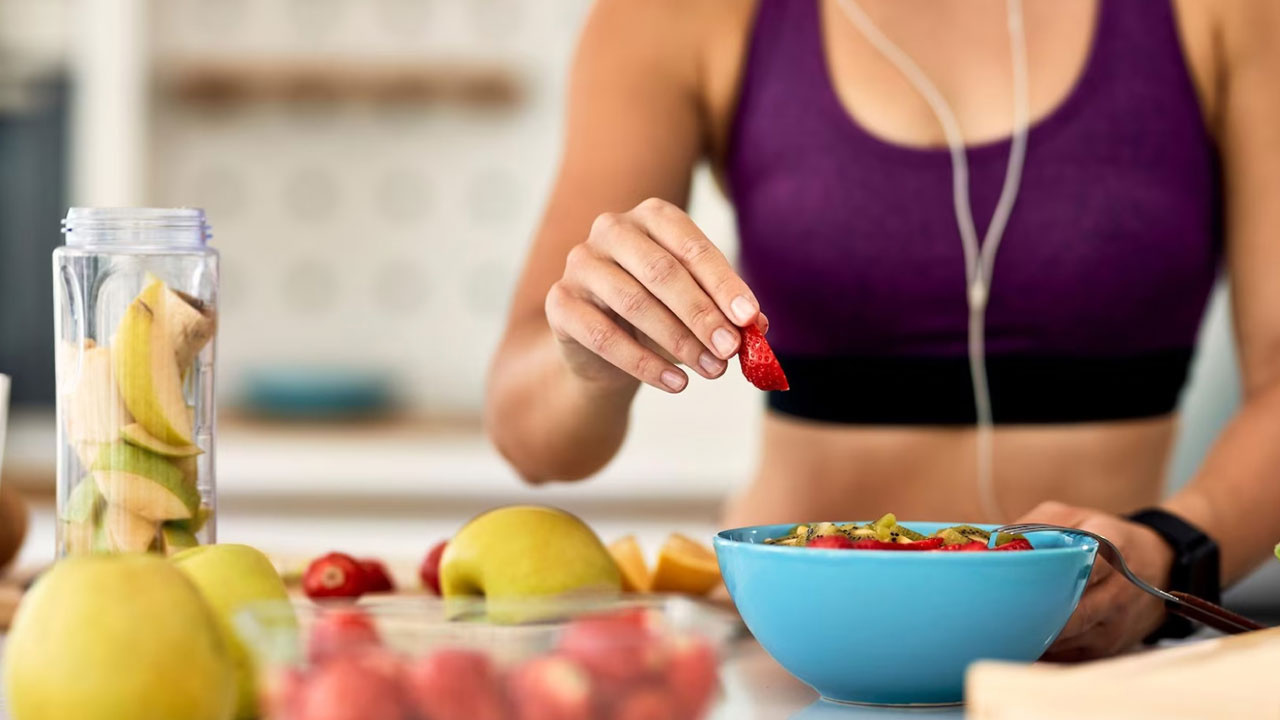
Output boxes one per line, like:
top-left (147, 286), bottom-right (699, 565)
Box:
top-left (967, 627), bottom-right (1280, 719)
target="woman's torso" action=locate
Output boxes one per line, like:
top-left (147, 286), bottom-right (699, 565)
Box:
top-left (690, 0), bottom-right (1222, 526)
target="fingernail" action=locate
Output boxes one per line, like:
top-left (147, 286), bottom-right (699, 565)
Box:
top-left (731, 295), bottom-right (757, 325)
top-left (712, 327), bottom-right (738, 357)
top-left (661, 370), bottom-right (687, 392)
top-left (757, 312), bottom-right (770, 333)
top-left (699, 351), bottom-right (725, 375)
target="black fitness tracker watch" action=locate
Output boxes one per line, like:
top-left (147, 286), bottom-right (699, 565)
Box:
top-left (1125, 507), bottom-right (1221, 642)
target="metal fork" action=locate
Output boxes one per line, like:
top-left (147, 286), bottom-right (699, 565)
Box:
top-left (993, 522), bottom-right (1266, 636)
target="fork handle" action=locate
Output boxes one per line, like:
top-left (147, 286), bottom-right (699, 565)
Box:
top-left (1165, 591), bottom-right (1266, 635)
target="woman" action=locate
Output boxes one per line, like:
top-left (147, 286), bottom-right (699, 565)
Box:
top-left (487, 0), bottom-right (1280, 660)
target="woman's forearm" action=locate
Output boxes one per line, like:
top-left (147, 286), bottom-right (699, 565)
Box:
top-left (1162, 380), bottom-right (1280, 584)
top-left (485, 322), bottom-right (639, 483)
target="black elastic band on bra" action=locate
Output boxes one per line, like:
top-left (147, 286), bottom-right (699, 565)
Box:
top-left (767, 350), bottom-right (1194, 425)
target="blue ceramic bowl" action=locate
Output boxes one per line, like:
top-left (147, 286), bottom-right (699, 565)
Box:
top-left (714, 522), bottom-right (1097, 706)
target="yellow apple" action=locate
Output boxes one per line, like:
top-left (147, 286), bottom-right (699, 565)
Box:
top-left (441, 505), bottom-right (622, 603)
top-left (172, 543), bottom-right (296, 720)
top-left (4, 553), bottom-right (236, 720)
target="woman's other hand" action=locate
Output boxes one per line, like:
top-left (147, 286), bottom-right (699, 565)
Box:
top-left (545, 197), bottom-right (763, 394)
top-left (1015, 501), bottom-right (1174, 661)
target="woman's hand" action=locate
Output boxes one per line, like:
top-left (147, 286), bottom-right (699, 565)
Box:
top-left (1015, 501), bottom-right (1175, 662)
top-left (545, 197), bottom-right (763, 393)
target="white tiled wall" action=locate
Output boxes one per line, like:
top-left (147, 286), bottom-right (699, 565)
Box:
top-left (147, 0), bottom-right (747, 417)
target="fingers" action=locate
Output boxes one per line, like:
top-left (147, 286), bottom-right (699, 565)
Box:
top-left (630, 198), bottom-right (761, 328)
top-left (545, 282), bottom-right (689, 393)
top-left (573, 254), bottom-right (727, 379)
top-left (590, 208), bottom-right (743, 360)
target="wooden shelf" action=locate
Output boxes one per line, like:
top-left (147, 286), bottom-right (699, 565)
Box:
top-left (158, 58), bottom-right (523, 107)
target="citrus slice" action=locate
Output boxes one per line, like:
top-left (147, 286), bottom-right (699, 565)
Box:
top-left (651, 533), bottom-right (721, 595)
top-left (608, 535), bottom-right (652, 592)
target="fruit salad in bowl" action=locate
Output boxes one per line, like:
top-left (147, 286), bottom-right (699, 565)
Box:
top-left (714, 516), bottom-right (1098, 706)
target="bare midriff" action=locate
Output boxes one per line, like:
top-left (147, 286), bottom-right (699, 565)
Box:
top-left (721, 414), bottom-right (1176, 528)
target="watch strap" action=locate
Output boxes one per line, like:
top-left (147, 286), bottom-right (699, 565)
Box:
top-left (1125, 508), bottom-right (1221, 642)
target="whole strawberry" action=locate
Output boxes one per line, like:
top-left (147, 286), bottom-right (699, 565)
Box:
top-left (738, 325), bottom-right (789, 391)
top-left (359, 558), bottom-right (396, 594)
top-left (304, 552), bottom-right (367, 600)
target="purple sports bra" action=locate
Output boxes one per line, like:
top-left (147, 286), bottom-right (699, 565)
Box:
top-left (727, 0), bottom-right (1222, 425)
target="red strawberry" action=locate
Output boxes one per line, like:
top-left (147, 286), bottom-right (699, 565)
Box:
top-left (938, 540), bottom-right (989, 552)
top-left (297, 656), bottom-right (407, 720)
top-left (359, 559), bottom-right (396, 594)
top-left (508, 656), bottom-right (593, 720)
top-left (309, 608), bottom-right (381, 666)
top-left (611, 685), bottom-right (678, 720)
top-left (806, 535), bottom-right (855, 549)
top-left (992, 538), bottom-right (1033, 551)
top-left (304, 553), bottom-right (367, 600)
top-left (737, 325), bottom-right (789, 391)
top-left (404, 649), bottom-right (507, 720)
top-left (663, 635), bottom-right (717, 720)
top-left (419, 541), bottom-right (447, 596)
top-left (559, 613), bottom-right (666, 694)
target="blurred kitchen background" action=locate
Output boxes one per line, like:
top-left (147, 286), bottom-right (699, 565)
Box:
top-left (0, 0), bottom-right (1274, 616)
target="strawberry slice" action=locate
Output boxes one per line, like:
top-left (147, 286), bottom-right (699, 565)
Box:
top-left (937, 540), bottom-right (989, 552)
top-left (992, 538), bottom-right (1033, 551)
top-left (738, 325), bottom-right (789, 391)
top-left (806, 535), bottom-right (855, 549)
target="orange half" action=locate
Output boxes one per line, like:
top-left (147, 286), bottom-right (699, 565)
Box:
top-left (651, 533), bottom-right (722, 595)
top-left (608, 535), bottom-right (652, 592)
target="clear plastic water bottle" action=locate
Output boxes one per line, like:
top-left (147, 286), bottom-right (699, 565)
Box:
top-left (53, 208), bottom-right (218, 557)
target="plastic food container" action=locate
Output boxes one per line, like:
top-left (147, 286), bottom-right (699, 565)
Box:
top-left (235, 595), bottom-right (741, 720)
top-left (53, 208), bottom-right (218, 557)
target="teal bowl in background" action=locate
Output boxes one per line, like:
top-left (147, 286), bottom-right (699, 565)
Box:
top-left (714, 522), bottom-right (1097, 707)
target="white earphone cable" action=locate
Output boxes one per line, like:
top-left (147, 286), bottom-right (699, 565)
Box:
top-left (834, 0), bottom-right (1030, 521)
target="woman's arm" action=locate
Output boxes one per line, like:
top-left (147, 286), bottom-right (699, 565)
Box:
top-left (1019, 0), bottom-right (1280, 661)
top-left (1161, 0), bottom-right (1280, 583)
top-left (486, 0), bottom-right (758, 483)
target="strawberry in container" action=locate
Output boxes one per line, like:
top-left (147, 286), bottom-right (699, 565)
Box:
top-left (242, 597), bottom-right (731, 720)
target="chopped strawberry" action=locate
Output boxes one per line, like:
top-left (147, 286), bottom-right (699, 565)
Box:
top-left (610, 685), bottom-right (679, 720)
top-left (938, 540), bottom-right (989, 552)
top-left (304, 552), bottom-right (367, 600)
top-left (404, 649), bottom-right (507, 720)
top-left (359, 559), bottom-right (395, 594)
top-left (296, 656), bottom-right (407, 720)
top-left (419, 541), bottom-right (448, 596)
top-left (992, 538), bottom-right (1034, 551)
top-left (806, 534), bottom-right (856, 549)
top-left (738, 325), bottom-right (789, 391)
top-left (508, 655), bottom-right (593, 720)
top-left (309, 608), bottom-right (382, 666)
top-left (559, 613), bottom-right (667, 695)
top-left (663, 635), bottom-right (717, 720)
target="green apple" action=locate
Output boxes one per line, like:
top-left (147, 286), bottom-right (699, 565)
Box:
top-left (4, 553), bottom-right (236, 720)
top-left (61, 520), bottom-right (98, 555)
top-left (92, 442), bottom-right (199, 521)
top-left (61, 344), bottom-right (131, 445)
top-left (121, 422), bottom-right (202, 457)
top-left (103, 504), bottom-right (158, 552)
top-left (173, 503), bottom-right (212, 534)
top-left (160, 523), bottom-right (199, 556)
top-left (441, 505), bottom-right (622, 603)
top-left (112, 278), bottom-right (205, 446)
top-left (172, 544), bottom-right (295, 720)
top-left (60, 478), bottom-right (103, 524)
